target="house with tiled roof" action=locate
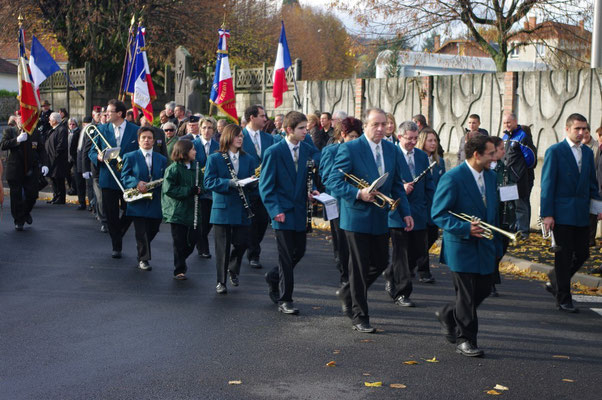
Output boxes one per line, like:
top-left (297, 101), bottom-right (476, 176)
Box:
top-left (0, 57), bottom-right (18, 91)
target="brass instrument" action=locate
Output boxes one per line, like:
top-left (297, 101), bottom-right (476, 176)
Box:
top-left (538, 217), bottom-right (561, 253)
top-left (83, 124), bottom-right (126, 193)
top-left (448, 211), bottom-right (519, 245)
top-left (83, 124), bottom-right (123, 170)
top-left (255, 164), bottom-right (261, 178)
top-left (123, 179), bottom-right (164, 203)
top-left (338, 169), bottom-right (399, 210)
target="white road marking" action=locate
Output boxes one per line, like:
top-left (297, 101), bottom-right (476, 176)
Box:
top-left (572, 295), bottom-right (602, 303)
top-left (591, 308), bottom-right (602, 317)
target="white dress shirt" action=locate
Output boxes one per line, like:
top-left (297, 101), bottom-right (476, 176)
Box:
top-left (200, 137), bottom-right (211, 156)
top-left (114, 120), bottom-right (127, 147)
top-left (400, 145), bottom-right (416, 177)
top-left (228, 150), bottom-right (240, 174)
top-left (141, 148), bottom-right (153, 176)
top-left (465, 160), bottom-right (486, 203)
top-left (285, 138), bottom-right (300, 166)
top-left (565, 137), bottom-right (582, 172)
top-left (247, 128), bottom-right (261, 155)
top-left (366, 137), bottom-right (385, 175)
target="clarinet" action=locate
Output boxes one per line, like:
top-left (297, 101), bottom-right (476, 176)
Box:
top-left (411, 161), bottom-right (437, 184)
top-left (306, 160), bottom-right (315, 233)
top-left (193, 161), bottom-right (200, 230)
top-left (222, 153), bottom-right (254, 219)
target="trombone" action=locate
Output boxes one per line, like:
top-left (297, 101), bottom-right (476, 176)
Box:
top-left (83, 124), bottom-right (126, 194)
top-left (448, 211), bottom-right (520, 245)
top-left (537, 218), bottom-right (561, 253)
top-left (83, 124), bottom-right (124, 171)
top-left (338, 169), bottom-right (399, 210)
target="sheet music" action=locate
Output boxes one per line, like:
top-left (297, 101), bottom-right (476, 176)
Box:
top-left (313, 193), bottom-right (339, 221)
top-left (237, 176), bottom-right (259, 187)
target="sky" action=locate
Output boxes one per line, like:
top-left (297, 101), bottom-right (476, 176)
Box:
top-left (299, 0), bottom-right (363, 34)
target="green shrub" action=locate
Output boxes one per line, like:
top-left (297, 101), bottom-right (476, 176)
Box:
top-left (0, 89), bottom-right (18, 98)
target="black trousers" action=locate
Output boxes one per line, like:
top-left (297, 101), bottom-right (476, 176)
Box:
top-left (132, 217), bottom-right (161, 262)
top-left (266, 230), bottom-right (306, 303)
top-left (73, 168), bottom-right (87, 205)
top-left (383, 228), bottom-right (413, 299)
top-left (101, 188), bottom-right (132, 252)
top-left (549, 224), bottom-right (590, 305)
top-left (247, 197), bottom-right (270, 261)
top-left (426, 224), bottom-right (439, 252)
top-left (93, 178), bottom-right (107, 224)
top-left (439, 272), bottom-right (492, 345)
top-left (329, 217), bottom-right (349, 284)
top-left (409, 229), bottom-right (430, 278)
top-left (493, 236), bottom-right (510, 285)
top-left (170, 223), bottom-right (198, 276)
top-left (196, 198), bottom-right (213, 254)
top-left (50, 177), bottom-right (66, 202)
top-left (588, 214), bottom-right (598, 246)
top-left (339, 231), bottom-right (389, 325)
top-left (7, 177), bottom-right (38, 225)
top-left (214, 224), bottom-right (250, 284)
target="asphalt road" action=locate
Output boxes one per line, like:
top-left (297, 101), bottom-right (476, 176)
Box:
top-left (1, 200), bottom-right (601, 400)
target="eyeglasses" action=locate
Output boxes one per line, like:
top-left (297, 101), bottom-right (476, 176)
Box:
top-left (164, 129), bottom-right (175, 132)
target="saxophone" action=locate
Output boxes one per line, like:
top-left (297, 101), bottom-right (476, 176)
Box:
top-left (123, 179), bottom-right (164, 202)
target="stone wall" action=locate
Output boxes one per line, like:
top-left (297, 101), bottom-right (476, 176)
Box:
top-left (0, 97), bottom-right (19, 121)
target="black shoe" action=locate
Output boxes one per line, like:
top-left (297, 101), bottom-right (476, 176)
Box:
top-left (435, 311), bottom-right (456, 344)
top-left (15, 224), bottom-right (24, 231)
top-left (265, 273), bottom-right (279, 303)
top-left (352, 322), bottom-right (375, 333)
top-left (419, 275), bottom-right (435, 284)
top-left (53, 199), bottom-right (66, 205)
top-left (278, 302), bottom-right (299, 315)
top-left (456, 341), bottom-right (484, 357)
top-left (199, 252), bottom-right (211, 259)
top-left (384, 280), bottom-right (395, 299)
top-left (229, 272), bottom-right (239, 287)
top-left (67, 189), bottom-right (76, 196)
top-left (394, 295), bottom-right (415, 307)
top-left (490, 285), bottom-right (499, 297)
top-left (216, 283), bottom-right (227, 294)
top-left (25, 214), bottom-right (33, 225)
top-left (111, 250), bottom-right (122, 259)
top-left (250, 259), bottom-right (262, 269)
top-left (137, 261), bottom-right (152, 271)
top-left (46, 198), bottom-right (57, 204)
top-left (545, 281), bottom-right (556, 296)
top-left (100, 225), bottom-right (108, 233)
top-left (77, 204), bottom-right (86, 210)
top-left (557, 302), bottom-right (579, 313)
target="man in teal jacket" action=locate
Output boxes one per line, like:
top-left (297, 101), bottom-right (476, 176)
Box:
top-left (540, 113), bottom-right (602, 313)
top-left (431, 135), bottom-right (500, 357)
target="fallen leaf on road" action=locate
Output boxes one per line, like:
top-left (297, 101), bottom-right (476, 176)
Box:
top-left (228, 380), bottom-right (242, 385)
top-left (363, 373), bottom-right (371, 376)
top-left (375, 328), bottom-right (385, 333)
top-left (493, 384), bottom-right (509, 391)
top-left (333, 350), bottom-right (341, 354)
top-left (326, 361), bottom-right (336, 367)
top-left (403, 360), bottom-right (418, 365)
top-left (390, 383), bottom-right (407, 389)
top-left (312, 306), bottom-right (322, 310)
top-left (486, 389), bottom-right (502, 395)
top-left (553, 355), bottom-right (570, 359)
top-left (364, 382), bottom-right (382, 387)
top-left (423, 357), bottom-right (439, 363)
top-left (562, 379), bottom-right (575, 383)
top-left (360, 339), bottom-right (375, 343)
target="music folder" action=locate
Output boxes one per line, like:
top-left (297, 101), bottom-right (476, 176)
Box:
top-left (313, 193), bottom-right (339, 221)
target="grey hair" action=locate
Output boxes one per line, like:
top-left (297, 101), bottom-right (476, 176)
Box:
top-left (165, 101), bottom-right (175, 111)
top-left (505, 112), bottom-right (517, 121)
top-left (398, 121), bottom-right (418, 135)
top-left (68, 117), bottom-right (79, 126)
top-left (50, 112), bottom-right (62, 123)
top-left (163, 122), bottom-right (177, 130)
top-left (333, 110), bottom-right (348, 120)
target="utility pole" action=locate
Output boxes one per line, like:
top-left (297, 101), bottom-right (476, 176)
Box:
top-left (593, 0), bottom-right (602, 68)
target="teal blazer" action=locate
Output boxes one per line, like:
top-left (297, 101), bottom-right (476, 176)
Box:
top-left (88, 121), bottom-right (139, 190)
top-left (431, 162), bottom-right (501, 274)
top-left (319, 143), bottom-right (339, 195)
top-left (259, 140), bottom-right (314, 232)
top-left (540, 140), bottom-right (599, 227)
top-left (389, 147), bottom-right (434, 230)
top-left (193, 138), bottom-right (219, 168)
top-left (120, 149), bottom-right (167, 219)
top-left (204, 152), bottom-right (258, 226)
top-left (328, 135), bottom-right (410, 235)
top-left (242, 129), bottom-right (275, 163)
top-left (428, 157), bottom-right (446, 225)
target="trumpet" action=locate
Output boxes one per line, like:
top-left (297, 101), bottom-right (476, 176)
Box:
top-left (83, 124), bottom-right (126, 194)
top-left (123, 179), bottom-right (164, 203)
top-left (338, 169), bottom-right (399, 210)
top-left (538, 218), bottom-right (561, 253)
top-left (83, 124), bottom-right (123, 170)
top-left (448, 211), bottom-right (520, 245)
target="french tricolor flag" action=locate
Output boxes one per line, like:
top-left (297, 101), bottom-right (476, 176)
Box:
top-left (272, 22), bottom-right (292, 109)
top-left (131, 26), bottom-right (156, 121)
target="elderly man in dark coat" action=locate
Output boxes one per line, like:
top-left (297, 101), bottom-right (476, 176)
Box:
top-left (45, 112), bottom-right (69, 204)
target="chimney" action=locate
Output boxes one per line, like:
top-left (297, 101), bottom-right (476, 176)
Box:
top-left (524, 20), bottom-right (529, 30)
top-left (529, 16), bottom-right (536, 29)
top-left (434, 35), bottom-right (440, 51)
top-left (579, 19), bottom-right (584, 31)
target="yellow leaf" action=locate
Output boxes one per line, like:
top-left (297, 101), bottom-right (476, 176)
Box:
top-left (333, 350), bottom-right (341, 354)
top-left (228, 380), bottom-right (242, 385)
top-left (375, 328), bottom-right (385, 333)
top-left (424, 357), bottom-right (439, 363)
top-left (360, 339), bottom-right (375, 343)
top-left (486, 390), bottom-right (502, 395)
top-left (362, 373), bottom-right (371, 376)
top-left (403, 360), bottom-right (419, 365)
top-left (493, 384), bottom-right (509, 391)
top-left (390, 383), bottom-right (407, 389)
top-left (312, 306), bottom-right (322, 310)
top-left (553, 355), bottom-right (570, 359)
top-left (364, 382), bottom-right (383, 387)
top-left (562, 379), bottom-right (575, 383)
top-left (326, 361), bottom-right (336, 367)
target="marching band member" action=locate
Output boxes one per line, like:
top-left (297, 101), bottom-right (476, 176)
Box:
top-left (329, 108), bottom-right (412, 333)
top-left (120, 127), bottom-right (167, 271)
top-left (242, 105), bottom-right (274, 269)
top-left (89, 99), bottom-right (139, 258)
top-left (204, 124), bottom-right (258, 294)
top-left (320, 117), bottom-right (363, 287)
top-left (260, 111), bottom-right (319, 315)
top-left (432, 135), bottom-right (500, 357)
top-left (161, 139), bottom-right (202, 280)
top-left (541, 113), bottom-right (602, 313)
top-left (193, 117), bottom-right (219, 259)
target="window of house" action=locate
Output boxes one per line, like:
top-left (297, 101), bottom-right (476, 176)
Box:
top-left (510, 45), bottom-right (520, 58)
top-left (536, 43), bottom-right (546, 57)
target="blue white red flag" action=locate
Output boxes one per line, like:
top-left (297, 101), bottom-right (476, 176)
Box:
top-left (130, 26), bottom-right (156, 121)
top-left (17, 26), bottom-right (40, 134)
top-left (272, 22), bottom-right (292, 109)
top-left (210, 28), bottom-right (238, 123)
top-left (29, 35), bottom-right (61, 90)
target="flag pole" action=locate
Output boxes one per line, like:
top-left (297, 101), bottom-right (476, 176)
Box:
top-left (118, 14), bottom-right (136, 101)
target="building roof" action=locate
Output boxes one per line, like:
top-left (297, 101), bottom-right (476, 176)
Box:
top-left (0, 34), bottom-right (68, 63)
top-left (0, 57), bottom-right (17, 74)
top-left (511, 20), bottom-right (591, 43)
